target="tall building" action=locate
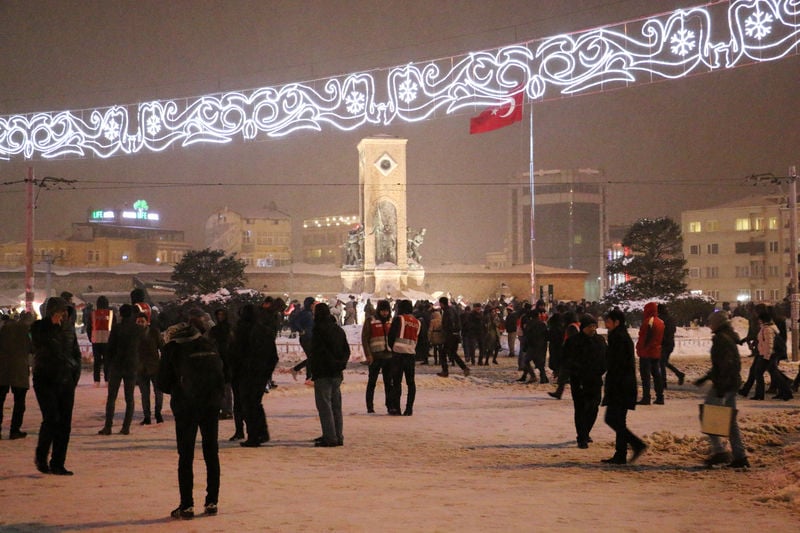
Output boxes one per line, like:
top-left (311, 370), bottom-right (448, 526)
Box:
top-left (510, 169), bottom-right (606, 300)
top-left (682, 194), bottom-right (791, 305)
top-left (205, 206), bottom-right (291, 267)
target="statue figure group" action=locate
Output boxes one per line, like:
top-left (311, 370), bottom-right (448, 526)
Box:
top-left (407, 227), bottom-right (426, 264)
top-left (344, 226), bottom-right (365, 266)
top-left (372, 201), bottom-right (397, 265)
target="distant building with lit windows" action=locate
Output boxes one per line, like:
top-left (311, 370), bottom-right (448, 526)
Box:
top-left (682, 194), bottom-right (791, 305)
top-left (205, 207), bottom-right (291, 268)
top-left (301, 215), bottom-right (359, 265)
top-left (0, 199), bottom-right (190, 267)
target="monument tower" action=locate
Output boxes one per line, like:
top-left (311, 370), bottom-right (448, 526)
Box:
top-left (341, 136), bottom-right (424, 294)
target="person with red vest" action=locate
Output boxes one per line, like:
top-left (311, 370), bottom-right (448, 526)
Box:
top-left (636, 302), bottom-right (665, 405)
top-left (88, 295), bottom-right (114, 386)
top-left (387, 300), bottom-right (420, 416)
top-left (361, 300), bottom-right (393, 414)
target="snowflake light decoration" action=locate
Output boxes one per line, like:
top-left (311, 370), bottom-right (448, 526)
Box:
top-left (146, 115), bottom-right (162, 136)
top-left (398, 79), bottom-right (418, 104)
top-left (745, 7), bottom-right (773, 40)
top-left (670, 28), bottom-right (696, 56)
top-left (345, 91), bottom-right (365, 115)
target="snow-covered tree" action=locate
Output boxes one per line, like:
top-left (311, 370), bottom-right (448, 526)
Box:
top-left (605, 217), bottom-right (687, 302)
top-left (171, 248), bottom-right (247, 298)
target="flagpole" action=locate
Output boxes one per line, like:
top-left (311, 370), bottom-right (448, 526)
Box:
top-left (528, 92), bottom-right (535, 301)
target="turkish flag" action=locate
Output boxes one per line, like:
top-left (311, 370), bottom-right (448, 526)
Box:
top-left (469, 91), bottom-right (523, 134)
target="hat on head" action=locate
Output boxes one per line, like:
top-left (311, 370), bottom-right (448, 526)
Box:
top-left (706, 311), bottom-right (730, 331)
top-left (579, 314), bottom-right (598, 329)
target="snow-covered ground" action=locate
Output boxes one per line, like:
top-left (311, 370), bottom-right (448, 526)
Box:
top-left (3, 325), bottom-right (799, 532)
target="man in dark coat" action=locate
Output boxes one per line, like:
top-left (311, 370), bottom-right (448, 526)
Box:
top-left (158, 318), bottom-right (225, 519)
top-left (30, 297), bottom-right (81, 475)
top-left (601, 309), bottom-right (646, 465)
top-left (308, 302), bottom-right (350, 447)
top-left (562, 314), bottom-right (606, 449)
top-left (238, 303), bottom-right (278, 447)
top-left (99, 304), bottom-right (143, 435)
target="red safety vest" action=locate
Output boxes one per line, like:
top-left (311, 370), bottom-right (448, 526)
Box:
top-left (368, 318), bottom-right (390, 355)
top-left (91, 309), bottom-right (113, 344)
top-left (134, 302), bottom-right (152, 325)
top-left (392, 314), bottom-right (420, 355)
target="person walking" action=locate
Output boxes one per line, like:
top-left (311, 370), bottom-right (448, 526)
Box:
top-left (636, 302), bottom-right (665, 405)
top-left (31, 297), bottom-right (81, 475)
top-left (0, 312), bottom-right (34, 439)
top-left (308, 302), bottom-right (350, 447)
top-left (436, 297), bottom-right (470, 378)
top-left (562, 314), bottom-right (606, 449)
top-left (136, 311), bottom-right (164, 425)
top-left (657, 304), bottom-right (685, 388)
top-left (601, 309), bottom-right (646, 465)
top-left (158, 317), bottom-right (225, 519)
top-left (694, 311), bottom-right (750, 469)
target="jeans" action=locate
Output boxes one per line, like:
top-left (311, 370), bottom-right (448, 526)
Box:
top-left (604, 405), bottom-right (644, 458)
top-left (388, 354), bottom-right (416, 413)
top-left (314, 375), bottom-right (343, 445)
top-left (571, 381), bottom-right (601, 444)
top-left (92, 343), bottom-right (109, 383)
top-left (0, 385), bottom-right (28, 433)
top-left (440, 335), bottom-right (467, 374)
top-left (366, 357), bottom-right (392, 411)
top-left (174, 407), bottom-right (220, 509)
top-left (137, 373), bottom-right (163, 419)
top-left (704, 389), bottom-right (746, 461)
top-left (462, 335), bottom-right (479, 364)
top-left (104, 373), bottom-right (136, 430)
top-left (740, 354), bottom-right (765, 397)
top-left (638, 357), bottom-right (663, 402)
top-left (33, 377), bottom-right (76, 469)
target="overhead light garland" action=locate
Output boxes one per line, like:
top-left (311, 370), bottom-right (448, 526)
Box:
top-left (0, 0), bottom-right (797, 161)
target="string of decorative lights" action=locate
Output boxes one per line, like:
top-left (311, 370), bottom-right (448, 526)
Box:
top-left (0, 0), bottom-right (796, 161)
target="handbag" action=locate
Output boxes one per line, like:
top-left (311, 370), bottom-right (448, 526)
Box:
top-left (699, 403), bottom-right (736, 437)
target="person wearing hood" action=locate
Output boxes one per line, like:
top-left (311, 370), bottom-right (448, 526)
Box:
top-left (30, 296), bottom-right (81, 475)
top-left (308, 302), bottom-right (350, 447)
top-left (694, 311), bottom-right (749, 469)
top-left (158, 316), bottom-right (225, 519)
top-left (99, 304), bottom-right (143, 435)
top-left (635, 302), bottom-right (665, 405)
top-left (561, 314), bottom-right (607, 449)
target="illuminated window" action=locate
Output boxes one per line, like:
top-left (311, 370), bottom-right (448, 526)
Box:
top-left (735, 218), bottom-right (751, 231)
top-left (242, 231), bottom-right (252, 244)
top-left (688, 221), bottom-right (701, 233)
top-left (754, 217), bottom-right (766, 230)
top-left (768, 217), bottom-right (778, 230)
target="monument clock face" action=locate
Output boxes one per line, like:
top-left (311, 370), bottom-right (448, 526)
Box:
top-left (374, 153), bottom-right (397, 177)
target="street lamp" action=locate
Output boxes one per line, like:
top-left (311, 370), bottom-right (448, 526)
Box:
top-left (268, 202), bottom-right (293, 297)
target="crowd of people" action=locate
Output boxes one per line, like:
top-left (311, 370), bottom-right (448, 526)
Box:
top-left (3, 289), bottom-right (800, 520)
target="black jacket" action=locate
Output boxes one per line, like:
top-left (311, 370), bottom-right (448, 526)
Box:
top-left (30, 318), bottom-right (81, 387)
top-left (602, 326), bottom-right (637, 409)
top-left (308, 316), bottom-right (350, 379)
top-left (563, 331), bottom-right (607, 391)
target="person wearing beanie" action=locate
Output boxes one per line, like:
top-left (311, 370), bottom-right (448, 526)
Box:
top-left (561, 313), bottom-right (606, 449)
top-left (30, 296), bottom-right (81, 475)
top-left (601, 309), bottom-right (646, 465)
top-left (694, 311), bottom-right (750, 469)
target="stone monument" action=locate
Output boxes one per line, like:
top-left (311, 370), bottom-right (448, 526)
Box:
top-left (341, 136), bottom-right (424, 295)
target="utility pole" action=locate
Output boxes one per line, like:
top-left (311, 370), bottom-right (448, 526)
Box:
top-left (25, 168), bottom-right (35, 314)
top-left (748, 168), bottom-right (799, 362)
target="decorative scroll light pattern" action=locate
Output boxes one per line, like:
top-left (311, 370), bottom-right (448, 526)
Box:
top-left (1, 0), bottom-right (797, 161)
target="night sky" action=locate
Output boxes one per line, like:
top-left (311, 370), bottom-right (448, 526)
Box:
top-left (1, 0), bottom-right (798, 265)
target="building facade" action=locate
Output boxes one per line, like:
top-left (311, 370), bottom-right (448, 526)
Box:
top-left (682, 194), bottom-right (790, 305)
top-left (205, 206), bottom-right (291, 268)
top-left (301, 214), bottom-right (358, 264)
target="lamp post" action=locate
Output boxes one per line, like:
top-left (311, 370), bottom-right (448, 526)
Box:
top-left (269, 202), bottom-right (293, 297)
